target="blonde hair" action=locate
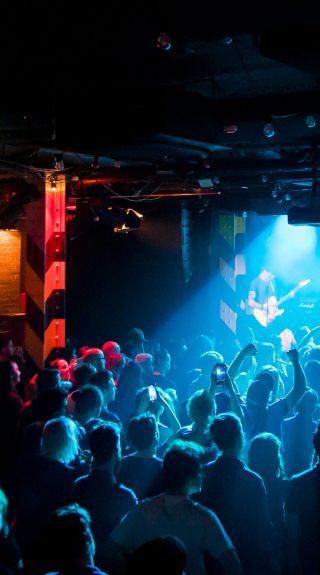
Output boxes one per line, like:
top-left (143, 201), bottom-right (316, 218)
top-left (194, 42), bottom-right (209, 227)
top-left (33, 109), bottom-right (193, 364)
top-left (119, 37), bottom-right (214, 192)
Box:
top-left (42, 416), bottom-right (79, 464)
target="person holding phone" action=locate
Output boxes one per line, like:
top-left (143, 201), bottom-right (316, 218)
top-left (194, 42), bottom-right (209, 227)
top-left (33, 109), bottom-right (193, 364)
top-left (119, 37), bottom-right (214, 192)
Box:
top-left (211, 363), bottom-right (245, 425)
top-left (136, 386), bottom-right (181, 447)
top-left (175, 388), bottom-right (217, 464)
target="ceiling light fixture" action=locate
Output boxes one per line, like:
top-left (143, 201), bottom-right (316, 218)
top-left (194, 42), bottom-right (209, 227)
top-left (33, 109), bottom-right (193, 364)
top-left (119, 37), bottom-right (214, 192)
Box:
top-left (306, 115), bottom-right (317, 128)
top-left (50, 178), bottom-right (57, 192)
top-left (263, 122), bottom-right (275, 138)
top-left (91, 155), bottom-right (100, 169)
top-left (157, 32), bottom-right (172, 51)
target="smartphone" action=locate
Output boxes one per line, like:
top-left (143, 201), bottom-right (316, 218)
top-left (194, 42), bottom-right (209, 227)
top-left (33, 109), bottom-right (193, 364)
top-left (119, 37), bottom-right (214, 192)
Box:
top-left (148, 385), bottom-right (157, 402)
top-left (212, 363), bottom-right (227, 383)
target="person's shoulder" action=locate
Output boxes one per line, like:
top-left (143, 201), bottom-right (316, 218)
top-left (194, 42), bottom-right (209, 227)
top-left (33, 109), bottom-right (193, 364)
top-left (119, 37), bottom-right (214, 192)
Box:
top-left (242, 463), bottom-right (266, 486)
top-left (291, 466), bottom-right (318, 484)
top-left (186, 497), bottom-right (222, 523)
top-left (176, 425), bottom-right (192, 438)
top-left (103, 408), bottom-right (121, 424)
top-left (282, 415), bottom-right (295, 425)
top-left (120, 454), bottom-right (134, 464)
top-left (203, 459), bottom-right (218, 476)
top-left (268, 397), bottom-right (289, 414)
top-left (72, 474), bottom-right (90, 492)
top-left (8, 391), bottom-right (23, 405)
top-left (115, 482), bottom-right (138, 502)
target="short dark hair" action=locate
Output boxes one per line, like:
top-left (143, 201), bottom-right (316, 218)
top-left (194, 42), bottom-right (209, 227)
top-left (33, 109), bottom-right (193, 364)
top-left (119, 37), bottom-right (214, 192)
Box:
top-left (90, 369), bottom-right (114, 390)
top-left (162, 441), bottom-right (202, 490)
top-left (210, 413), bottom-right (242, 450)
top-left (36, 368), bottom-right (60, 394)
top-left (248, 432), bottom-right (283, 479)
top-left (127, 414), bottom-right (157, 450)
top-left (74, 364), bottom-right (96, 388)
top-left (72, 385), bottom-right (103, 420)
top-left (128, 537), bottom-right (186, 575)
top-left (89, 422), bottom-right (120, 463)
top-left (45, 504), bottom-right (94, 567)
top-left (38, 388), bottom-right (67, 421)
top-left (246, 379), bottom-right (272, 408)
top-left (153, 349), bottom-right (170, 371)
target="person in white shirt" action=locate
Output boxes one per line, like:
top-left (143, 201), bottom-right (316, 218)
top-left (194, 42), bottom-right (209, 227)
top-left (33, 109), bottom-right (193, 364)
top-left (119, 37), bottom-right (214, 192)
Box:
top-left (103, 441), bottom-right (241, 575)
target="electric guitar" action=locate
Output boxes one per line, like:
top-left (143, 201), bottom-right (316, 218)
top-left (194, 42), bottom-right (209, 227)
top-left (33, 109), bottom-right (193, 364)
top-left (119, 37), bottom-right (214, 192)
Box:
top-left (253, 279), bottom-right (311, 327)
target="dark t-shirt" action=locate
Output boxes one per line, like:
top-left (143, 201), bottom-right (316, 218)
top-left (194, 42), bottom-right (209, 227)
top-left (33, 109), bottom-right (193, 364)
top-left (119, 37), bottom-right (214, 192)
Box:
top-left (145, 373), bottom-right (176, 391)
top-left (281, 414), bottom-right (317, 477)
top-left (49, 565), bottom-right (108, 575)
top-left (196, 455), bottom-right (271, 573)
top-left (71, 469), bottom-right (137, 560)
top-left (117, 455), bottom-right (163, 500)
top-left (175, 426), bottom-right (218, 464)
top-left (100, 407), bottom-right (122, 426)
top-left (14, 455), bottom-right (78, 549)
top-left (244, 397), bottom-right (289, 439)
top-left (250, 276), bottom-right (275, 305)
top-left (285, 464), bottom-right (320, 574)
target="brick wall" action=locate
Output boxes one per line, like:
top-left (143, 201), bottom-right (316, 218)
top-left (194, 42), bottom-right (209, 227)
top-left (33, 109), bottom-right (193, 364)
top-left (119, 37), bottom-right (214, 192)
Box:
top-left (0, 230), bottom-right (21, 313)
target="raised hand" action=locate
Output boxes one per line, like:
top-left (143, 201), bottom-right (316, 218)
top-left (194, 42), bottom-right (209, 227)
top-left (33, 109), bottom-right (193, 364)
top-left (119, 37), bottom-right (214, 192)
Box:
top-left (242, 342), bottom-right (257, 357)
top-left (287, 348), bottom-right (299, 363)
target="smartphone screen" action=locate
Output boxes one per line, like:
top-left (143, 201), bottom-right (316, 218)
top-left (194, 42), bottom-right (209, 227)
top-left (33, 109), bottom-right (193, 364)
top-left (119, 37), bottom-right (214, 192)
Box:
top-left (213, 363), bottom-right (226, 383)
top-left (148, 385), bottom-right (157, 401)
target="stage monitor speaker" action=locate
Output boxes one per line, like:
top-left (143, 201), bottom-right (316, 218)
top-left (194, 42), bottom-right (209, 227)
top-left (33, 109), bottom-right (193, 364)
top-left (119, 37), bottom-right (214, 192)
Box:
top-left (288, 207), bottom-right (320, 226)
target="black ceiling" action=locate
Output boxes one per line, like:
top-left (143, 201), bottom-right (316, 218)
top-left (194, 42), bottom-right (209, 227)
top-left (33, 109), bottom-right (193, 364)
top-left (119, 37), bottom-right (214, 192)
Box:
top-left (3, 4), bottom-right (320, 214)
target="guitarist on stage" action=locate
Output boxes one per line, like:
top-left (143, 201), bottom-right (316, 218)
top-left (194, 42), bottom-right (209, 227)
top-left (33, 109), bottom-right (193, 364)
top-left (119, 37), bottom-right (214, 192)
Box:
top-left (248, 267), bottom-right (284, 341)
top-left (247, 267), bottom-right (297, 341)
top-left (248, 268), bottom-right (277, 318)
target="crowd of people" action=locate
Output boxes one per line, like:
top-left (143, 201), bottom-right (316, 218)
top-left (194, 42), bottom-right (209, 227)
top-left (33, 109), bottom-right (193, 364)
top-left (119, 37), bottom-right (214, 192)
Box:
top-left (0, 323), bottom-right (320, 575)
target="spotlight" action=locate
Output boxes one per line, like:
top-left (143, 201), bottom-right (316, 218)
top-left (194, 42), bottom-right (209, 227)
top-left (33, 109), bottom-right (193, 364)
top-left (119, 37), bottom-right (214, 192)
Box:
top-left (222, 37), bottom-right (233, 45)
top-left (91, 155), bottom-right (100, 169)
top-left (157, 32), bottom-right (172, 51)
top-left (223, 124), bottom-right (238, 134)
top-left (54, 154), bottom-right (64, 170)
top-left (271, 189), bottom-right (278, 199)
top-left (284, 192), bottom-right (291, 201)
top-left (50, 178), bottom-right (57, 192)
top-left (114, 208), bottom-right (143, 234)
top-left (306, 115), bottom-right (317, 128)
top-left (263, 123), bottom-right (275, 138)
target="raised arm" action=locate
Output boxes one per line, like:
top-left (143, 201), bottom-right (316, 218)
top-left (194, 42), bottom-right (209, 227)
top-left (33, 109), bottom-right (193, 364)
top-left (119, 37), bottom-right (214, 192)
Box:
top-left (228, 342), bottom-right (257, 382)
top-left (224, 373), bottom-right (244, 424)
top-left (284, 348), bottom-right (307, 410)
top-left (157, 388), bottom-right (181, 434)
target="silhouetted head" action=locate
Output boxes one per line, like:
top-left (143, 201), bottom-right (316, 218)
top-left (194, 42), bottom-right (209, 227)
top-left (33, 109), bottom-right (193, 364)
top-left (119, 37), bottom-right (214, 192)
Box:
top-left (45, 504), bottom-right (95, 568)
top-left (163, 440), bottom-right (202, 495)
top-left (89, 422), bottom-right (121, 465)
top-left (128, 537), bottom-right (187, 575)
top-left (126, 414), bottom-right (158, 451)
top-left (210, 413), bottom-right (243, 454)
top-left (248, 432), bottom-right (284, 480)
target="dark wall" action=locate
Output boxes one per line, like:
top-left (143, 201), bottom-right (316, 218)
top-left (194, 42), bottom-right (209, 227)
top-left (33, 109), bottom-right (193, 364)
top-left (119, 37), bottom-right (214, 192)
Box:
top-left (66, 204), bottom-right (187, 347)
